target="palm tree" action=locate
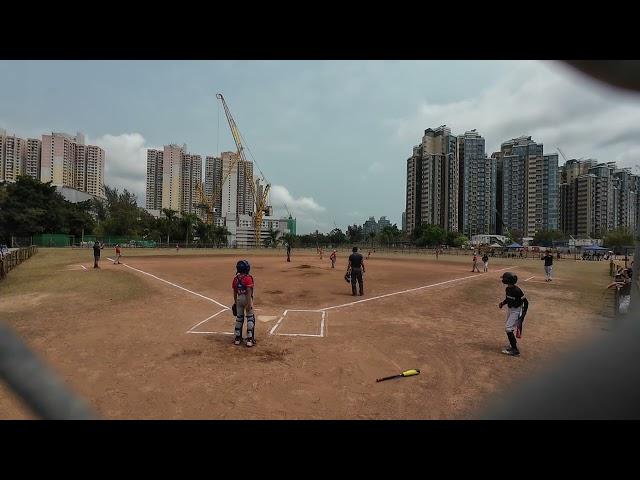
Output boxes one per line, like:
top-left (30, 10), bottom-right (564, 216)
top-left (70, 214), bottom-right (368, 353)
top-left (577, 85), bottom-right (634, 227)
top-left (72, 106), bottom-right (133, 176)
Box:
top-left (368, 231), bottom-right (376, 249)
top-left (162, 208), bottom-right (178, 244)
top-left (267, 228), bottom-right (280, 248)
top-left (179, 213), bottom-right (199, 246)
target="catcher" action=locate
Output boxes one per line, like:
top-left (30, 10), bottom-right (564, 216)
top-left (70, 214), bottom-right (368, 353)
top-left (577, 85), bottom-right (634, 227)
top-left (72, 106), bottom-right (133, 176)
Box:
top-left (498, 272), bottom-right (529, 356)
top-left (232, 260), bottom-right (256, 347)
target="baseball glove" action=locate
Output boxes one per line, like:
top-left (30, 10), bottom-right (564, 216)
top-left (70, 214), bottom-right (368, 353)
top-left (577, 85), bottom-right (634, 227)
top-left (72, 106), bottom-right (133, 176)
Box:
top-left (231, 303), bottom-right (237, 316)
top-left (344, 270), bottom-right (351, 283)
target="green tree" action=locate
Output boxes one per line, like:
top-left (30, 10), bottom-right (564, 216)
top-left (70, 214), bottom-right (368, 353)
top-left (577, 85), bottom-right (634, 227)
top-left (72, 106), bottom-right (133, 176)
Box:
top-left (346, 224), bottom-right (363, 244)
top-left (266, 227), bottom-right (280, 248)
top-left (281, 232), bottom-right (296, 248)
top-left (604, 228), bottom-right (635, 251)
top-left (162, 208), bottom-right (178, 244)
top-left (327, 228), bottom-right (347, 247)
top-left (532, 229), bottom-right (564, 247)
top-left (179, 213), bottom-right (199, 245)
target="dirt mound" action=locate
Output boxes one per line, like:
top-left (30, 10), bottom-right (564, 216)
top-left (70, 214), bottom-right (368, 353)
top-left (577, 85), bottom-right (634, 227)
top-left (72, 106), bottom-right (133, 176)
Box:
top-left (265, 290), bottom-right (284, 294)
top-left (296, 264), bottom-right (313, 269)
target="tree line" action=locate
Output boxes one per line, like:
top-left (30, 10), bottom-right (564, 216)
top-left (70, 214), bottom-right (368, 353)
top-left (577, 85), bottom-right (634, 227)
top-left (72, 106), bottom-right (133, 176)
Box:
top-left (0, 176), bottom-right (636, 249)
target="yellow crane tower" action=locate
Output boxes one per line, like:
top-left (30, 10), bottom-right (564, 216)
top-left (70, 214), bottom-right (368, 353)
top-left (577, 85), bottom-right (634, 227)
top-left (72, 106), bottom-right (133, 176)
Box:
top-left (196, 93), bottom-right (272, 247)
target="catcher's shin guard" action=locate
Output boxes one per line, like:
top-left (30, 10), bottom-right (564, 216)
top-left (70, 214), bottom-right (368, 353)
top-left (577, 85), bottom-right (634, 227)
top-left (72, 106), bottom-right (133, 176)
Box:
top-left (234, 315), bottom-right (245, 338)
top-left (246, 313), bottom-right (256, 341)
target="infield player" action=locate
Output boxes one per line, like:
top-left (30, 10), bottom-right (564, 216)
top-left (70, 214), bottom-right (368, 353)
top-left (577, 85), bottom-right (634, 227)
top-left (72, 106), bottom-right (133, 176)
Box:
top-left (542, 250), bottom-right (553, 282)
top-left (114, 244), bottom-right (122, 264)
top-left (482, 253), bottom-right (489, 273)
top-left (498, 272), bottom-right (529, 356)
top-left (93, 241), bottom-right (103, 269)
top-left (348, 246), bottom-right (365, 296)
top-left (232, 260), bottom-right (257, 348)
top-left (472, 253), bottom-right (480, 272)
top-left (330, 250), bottom-right (337, 268)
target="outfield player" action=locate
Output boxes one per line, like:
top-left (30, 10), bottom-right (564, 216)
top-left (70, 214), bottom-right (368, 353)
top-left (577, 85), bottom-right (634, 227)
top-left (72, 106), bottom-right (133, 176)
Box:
top-left (498, 272), bottom-right (529, 356)
top-left (542, 250), bottom-right (553, 282)
top-left (114, 244), bottom-right (122, 264)
top-left (232, 260), bottom-right (257, 347)
top-left (286, 243), bottom-right (291, 262)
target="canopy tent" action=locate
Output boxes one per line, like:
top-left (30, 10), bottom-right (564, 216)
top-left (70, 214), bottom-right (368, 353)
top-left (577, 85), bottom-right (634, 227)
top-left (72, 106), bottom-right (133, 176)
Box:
top-left (489, 243), bottom-right (503, 248)
top-left (583, 244), bottom-right (607, 251)
top-left (506, 242), bottom-right (523, 249)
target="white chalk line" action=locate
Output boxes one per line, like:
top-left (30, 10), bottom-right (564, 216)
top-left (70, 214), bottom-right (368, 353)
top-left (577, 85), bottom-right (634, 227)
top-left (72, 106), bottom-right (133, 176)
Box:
top-left (106, 257), bottom-right (227, 309)
top-left (189, 331), bottom-right (235, 335)
top-left (269, 309), bottom-right (326, 337)
top-left (525, 276), bottom-right (535, 281)
top-left (319, 265), bottom-right (517, 312)
top-left (80, 264), bottom-right (88, 271)
top-left (187, 308), bottom-right (230, 333)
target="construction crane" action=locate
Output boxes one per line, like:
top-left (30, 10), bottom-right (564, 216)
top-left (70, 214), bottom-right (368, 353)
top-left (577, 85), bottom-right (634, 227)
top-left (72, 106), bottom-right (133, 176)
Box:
top-left (216, 93), bottom-right (272, 248)
top-left (556, 146), bottom-right (569, 163)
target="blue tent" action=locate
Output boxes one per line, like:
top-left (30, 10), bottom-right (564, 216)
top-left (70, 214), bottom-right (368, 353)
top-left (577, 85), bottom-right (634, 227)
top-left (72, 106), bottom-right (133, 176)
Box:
top-left (506, 242), bottom-right (523, 248)
top-left (583, 244), bottom-right (607, 251)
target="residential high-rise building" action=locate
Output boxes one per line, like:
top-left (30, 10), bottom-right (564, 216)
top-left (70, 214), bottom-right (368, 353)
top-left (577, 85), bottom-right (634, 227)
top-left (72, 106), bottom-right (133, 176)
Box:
top-left (500, 136), bottom-right (558, 237)
top-left (378, 216), bottom-right (392, 230)
top-left (161, 144), bottom-right (185, 212)
top-left (181, 153), bottom-right (202, 215)
top-left (402, 211), bottom-right (406, 232)
top-left (363, 216), bottom-right (378, 236)
top-left (40, 132), bottom-right (105, 198)
top-left (457, 130), bottom-right (496, 236)
top-left (0, 132), bottom-right (26, 182)
top-left (146, 149), bottom-right (164, 210)
top-left (492, 151), bottom-right (505, 234)
top-left (405, 125), bottom-right (458, 233)
top-left (25, 138), bottom-right (42, 180)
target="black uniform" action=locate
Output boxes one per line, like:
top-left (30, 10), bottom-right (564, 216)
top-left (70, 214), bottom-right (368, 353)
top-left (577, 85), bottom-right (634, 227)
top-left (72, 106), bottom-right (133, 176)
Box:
top-left (93, 243), bottom-right (101, 268)
top-left (349, 252), bottom-right (364, 296)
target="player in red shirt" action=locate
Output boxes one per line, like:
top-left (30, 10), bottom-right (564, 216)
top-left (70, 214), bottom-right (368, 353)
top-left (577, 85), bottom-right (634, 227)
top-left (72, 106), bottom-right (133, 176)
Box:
top-left (329, 250), bottom-right (337, 268)
top-left (232, 260), bottom-right (256, 347)
top-left (114, 244), bottom-right (122, 264)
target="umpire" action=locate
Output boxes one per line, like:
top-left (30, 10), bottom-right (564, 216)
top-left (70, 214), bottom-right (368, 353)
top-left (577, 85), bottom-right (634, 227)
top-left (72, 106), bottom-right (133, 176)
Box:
top-left (348, 246), bottom-right (365, 296)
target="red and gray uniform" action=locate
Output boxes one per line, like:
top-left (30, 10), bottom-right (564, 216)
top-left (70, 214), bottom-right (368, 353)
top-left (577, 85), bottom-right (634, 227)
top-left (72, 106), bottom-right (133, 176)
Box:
top-left (233, 273), bottom-right (256, 341)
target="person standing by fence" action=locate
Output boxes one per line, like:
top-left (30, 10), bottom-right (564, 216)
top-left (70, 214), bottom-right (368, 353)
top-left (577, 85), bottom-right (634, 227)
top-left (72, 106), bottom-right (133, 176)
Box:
top-left (482, 253), bottom-right (489, 273)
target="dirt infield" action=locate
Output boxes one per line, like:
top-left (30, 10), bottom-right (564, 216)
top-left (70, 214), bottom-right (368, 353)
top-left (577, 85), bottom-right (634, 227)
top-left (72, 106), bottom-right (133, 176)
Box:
top-left (0, 248), bottom-right (616, 419)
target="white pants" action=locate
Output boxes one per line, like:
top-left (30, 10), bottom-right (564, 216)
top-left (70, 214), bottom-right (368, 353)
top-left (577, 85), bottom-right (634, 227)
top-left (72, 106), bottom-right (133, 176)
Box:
top-left (544, 265), bottom-right (553, 279)
top-left (505, 307), bottom-right (522, 332)
top-left (483, 261), bottom-right (488, 272)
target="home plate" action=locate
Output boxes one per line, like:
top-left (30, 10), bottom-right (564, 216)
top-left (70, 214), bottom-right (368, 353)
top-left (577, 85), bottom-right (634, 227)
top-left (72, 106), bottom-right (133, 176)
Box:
top-left (258, 315), bottom-right (279, 323)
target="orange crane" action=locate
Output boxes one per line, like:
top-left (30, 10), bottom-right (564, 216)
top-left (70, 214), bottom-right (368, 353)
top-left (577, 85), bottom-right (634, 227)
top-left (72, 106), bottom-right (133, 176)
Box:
top-left (215, 93), bottom-right (272, 247)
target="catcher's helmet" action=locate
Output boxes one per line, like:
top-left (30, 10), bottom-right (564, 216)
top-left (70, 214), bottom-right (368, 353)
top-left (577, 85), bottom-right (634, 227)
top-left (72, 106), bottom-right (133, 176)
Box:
top-left (236, 260), bottom-right (251, 274)
top-left (501, 271), bottom-right (518, 285)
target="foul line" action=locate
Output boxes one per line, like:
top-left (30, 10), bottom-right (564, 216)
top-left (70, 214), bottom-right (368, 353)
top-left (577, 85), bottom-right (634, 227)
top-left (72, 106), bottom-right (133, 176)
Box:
top-left (525, 276), bottom-right (535, 281)
top-left (79, 264), bottom-right (88, 271)
top-left (319, 266), bottom-right (517, 312)
top-left (106, 257), bottom-right (227, 308)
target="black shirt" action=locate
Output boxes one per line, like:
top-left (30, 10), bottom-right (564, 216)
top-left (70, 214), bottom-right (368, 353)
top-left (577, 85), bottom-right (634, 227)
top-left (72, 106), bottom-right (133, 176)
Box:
top-left (504, 285), bottom-right (524, 308)
top-left (543, 254), bottom-right (553, 266)
top-left (349, 252), bottom-right (364, 268)
top-left (482, 255), bottom-right (488, 262)
top-left (93, 244), bottom-right (101, 257)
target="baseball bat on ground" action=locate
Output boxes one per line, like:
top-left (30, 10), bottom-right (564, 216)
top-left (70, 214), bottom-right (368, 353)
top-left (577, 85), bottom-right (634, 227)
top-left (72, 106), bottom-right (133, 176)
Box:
top-left (376, 369), bottom-right (420, 382)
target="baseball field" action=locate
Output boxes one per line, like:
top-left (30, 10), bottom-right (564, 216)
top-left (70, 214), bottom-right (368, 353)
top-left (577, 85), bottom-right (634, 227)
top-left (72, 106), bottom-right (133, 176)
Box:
top-left (0, 247), bottom-right (618, 419)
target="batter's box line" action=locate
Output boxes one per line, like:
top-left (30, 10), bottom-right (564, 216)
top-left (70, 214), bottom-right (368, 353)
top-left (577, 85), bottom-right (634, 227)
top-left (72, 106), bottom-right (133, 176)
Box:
top-left (269, 309), bottom-right (326, 338)
top-left (187, 308), bottom-right (232, 334)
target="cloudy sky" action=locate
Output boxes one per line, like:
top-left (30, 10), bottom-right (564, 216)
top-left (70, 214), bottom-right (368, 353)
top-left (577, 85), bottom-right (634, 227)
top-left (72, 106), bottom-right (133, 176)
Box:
top-left (1, 60), bottom-right (640, 233)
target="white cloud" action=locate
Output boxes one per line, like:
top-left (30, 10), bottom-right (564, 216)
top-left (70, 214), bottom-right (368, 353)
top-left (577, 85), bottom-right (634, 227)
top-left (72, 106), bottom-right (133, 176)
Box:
top-left (90, 133), bottom-right (154, 205)
top-left (270, 185), bottom-right (325, 215)
top-left (390, 61), bottom-right (640, 168)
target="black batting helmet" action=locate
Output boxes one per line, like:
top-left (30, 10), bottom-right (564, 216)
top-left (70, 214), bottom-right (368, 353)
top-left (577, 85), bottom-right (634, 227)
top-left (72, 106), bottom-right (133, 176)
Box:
top-left (501, 271), bottom-right (518, 285)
